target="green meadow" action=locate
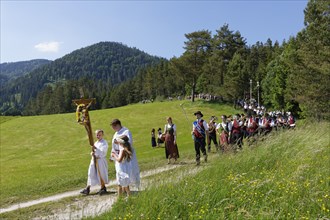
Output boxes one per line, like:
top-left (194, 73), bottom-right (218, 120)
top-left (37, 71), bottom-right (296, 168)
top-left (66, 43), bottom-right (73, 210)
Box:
top-left (1, 100), bottom-right (329, 219)
top-left (0, 100), bottom-right (233, 208)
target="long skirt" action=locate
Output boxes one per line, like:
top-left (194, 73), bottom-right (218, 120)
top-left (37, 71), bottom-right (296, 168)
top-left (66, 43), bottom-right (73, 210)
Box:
top-left (165, 133), bottom-right (179, 159)
top-left (151, 137), bottom-right (157, 147)
top-left (219, 131), bottom-right (229, 152)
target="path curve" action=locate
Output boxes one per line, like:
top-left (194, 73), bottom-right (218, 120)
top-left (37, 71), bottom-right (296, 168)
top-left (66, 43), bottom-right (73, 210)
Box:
top-left (0, 165), bottom-right (179, 214)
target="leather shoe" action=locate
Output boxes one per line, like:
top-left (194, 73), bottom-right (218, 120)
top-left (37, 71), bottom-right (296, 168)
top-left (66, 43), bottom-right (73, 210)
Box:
top-left (80, 188), bottom-right (90, 195)
top-left (98, 187), bottom-right (107, 195)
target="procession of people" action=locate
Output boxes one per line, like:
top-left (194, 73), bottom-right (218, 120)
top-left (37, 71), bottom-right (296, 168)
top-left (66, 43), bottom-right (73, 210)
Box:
top-left (213, 109), bottom-right (296, 153)
top-left (79, 104), bottom-right (296, 197)
top-left (165, 107), bottom-right (295, 166)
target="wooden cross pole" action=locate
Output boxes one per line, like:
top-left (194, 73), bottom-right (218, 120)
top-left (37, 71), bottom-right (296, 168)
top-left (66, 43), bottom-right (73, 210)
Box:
top-left (72, 98), bottom-right (98, 171)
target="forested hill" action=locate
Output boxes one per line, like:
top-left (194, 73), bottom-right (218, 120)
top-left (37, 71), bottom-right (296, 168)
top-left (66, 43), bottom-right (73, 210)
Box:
top-left (0, 59), bottom-right (51, 86)
top-left (0, 42), bottom-right (163, 115)
top-left (1, 1), bottom-right (328, 120)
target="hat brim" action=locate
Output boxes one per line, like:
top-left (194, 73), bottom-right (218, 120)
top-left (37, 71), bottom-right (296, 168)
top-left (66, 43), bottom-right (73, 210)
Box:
top-left (194, 113), bottom-right (203, 117)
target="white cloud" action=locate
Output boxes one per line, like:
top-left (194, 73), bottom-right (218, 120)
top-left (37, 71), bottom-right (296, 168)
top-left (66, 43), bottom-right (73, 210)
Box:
top-left (34, 41), bottom-right (61, 52)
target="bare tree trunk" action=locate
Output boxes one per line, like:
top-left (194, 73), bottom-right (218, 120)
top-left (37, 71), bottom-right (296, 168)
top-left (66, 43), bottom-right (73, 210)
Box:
top-left (191, 82), bottom-right (196, 102)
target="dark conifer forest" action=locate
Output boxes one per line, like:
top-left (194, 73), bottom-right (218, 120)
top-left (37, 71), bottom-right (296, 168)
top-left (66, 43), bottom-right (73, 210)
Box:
top-left (1, 0), bottom-right (328, 120)
top-left (0, 59), bottom-right (51, 86)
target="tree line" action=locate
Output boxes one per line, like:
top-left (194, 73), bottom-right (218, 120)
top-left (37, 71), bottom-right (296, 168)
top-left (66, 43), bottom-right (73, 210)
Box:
top-left (99, 0), bottom-right (328, 120)
top-left (26, 26), bottom-right (281, 116)
top-left (1, 0), bottom-right (328, 120)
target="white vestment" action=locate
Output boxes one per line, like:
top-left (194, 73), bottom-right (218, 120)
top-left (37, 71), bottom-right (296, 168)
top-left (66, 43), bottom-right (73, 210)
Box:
top-left (87, 138), bottom-right (109, 186)
top-left (111, 127), bottom-right (140, 188)
top-left (115, 145), bottom-right (132, 187)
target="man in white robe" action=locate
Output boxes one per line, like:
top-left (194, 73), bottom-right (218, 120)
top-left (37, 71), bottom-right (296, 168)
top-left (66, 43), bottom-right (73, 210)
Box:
top-left (80, 129), bottom-right (109, 195)
top-left (110, 119), bottom-right (140, 188)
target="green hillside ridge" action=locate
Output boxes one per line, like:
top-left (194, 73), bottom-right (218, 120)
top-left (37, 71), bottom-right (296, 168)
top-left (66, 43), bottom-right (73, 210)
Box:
top-left (0, 59), bottom-right (51, 86)
top-left (0, 41), bottom-right (163, 115)
top-left (0, 100), bottom-right (329, 219)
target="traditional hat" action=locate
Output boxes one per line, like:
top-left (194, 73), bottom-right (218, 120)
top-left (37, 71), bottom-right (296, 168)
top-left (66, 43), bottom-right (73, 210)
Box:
top-left (194, 111), bottom-right (203, 117)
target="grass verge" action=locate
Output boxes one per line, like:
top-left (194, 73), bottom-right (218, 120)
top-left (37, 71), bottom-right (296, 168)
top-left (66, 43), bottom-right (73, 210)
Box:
top-left (88, 122), bottom-right (330, 219)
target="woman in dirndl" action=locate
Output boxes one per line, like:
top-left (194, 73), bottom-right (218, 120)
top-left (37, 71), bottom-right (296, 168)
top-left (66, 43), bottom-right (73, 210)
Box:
top-left (163, 117), bottom-right (179, 164)
top-left (216, 115), bottom-right (232, 152)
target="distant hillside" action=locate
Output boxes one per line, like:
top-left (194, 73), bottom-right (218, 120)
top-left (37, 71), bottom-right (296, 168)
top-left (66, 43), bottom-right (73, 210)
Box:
top-left (0, 59), bottom-right (51, 86)
top-left (0, 42), bottom-right (164, 115)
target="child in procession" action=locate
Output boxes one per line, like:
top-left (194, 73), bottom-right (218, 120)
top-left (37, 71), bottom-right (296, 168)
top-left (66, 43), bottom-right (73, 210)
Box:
top-left (111, 135), bottom-right (133, 197)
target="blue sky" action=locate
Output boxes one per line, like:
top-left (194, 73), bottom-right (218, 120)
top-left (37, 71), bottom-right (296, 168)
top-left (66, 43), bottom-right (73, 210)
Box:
top-left (1, 0), bottom-right (308, 63)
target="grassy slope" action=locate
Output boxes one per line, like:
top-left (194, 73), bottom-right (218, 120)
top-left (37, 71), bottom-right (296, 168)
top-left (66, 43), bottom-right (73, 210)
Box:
top-left (91, 122), bottom-right (330, 220)
top-left (0, 100), bottom-right (235, 207)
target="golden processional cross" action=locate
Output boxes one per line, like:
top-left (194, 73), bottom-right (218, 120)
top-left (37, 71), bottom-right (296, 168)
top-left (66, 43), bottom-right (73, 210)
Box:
top-left (73, 98), bottom-right (96, 146)
top-left (73, 98), bottom-right (105, 185)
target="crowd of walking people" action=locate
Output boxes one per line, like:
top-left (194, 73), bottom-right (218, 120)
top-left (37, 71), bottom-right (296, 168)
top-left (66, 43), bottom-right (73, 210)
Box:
top-left (79, 101), bottom-right (296, 198)
top-left (190, 106), bottom-right (296, 165)
top-left (152, 104), bottom-right (296, 166)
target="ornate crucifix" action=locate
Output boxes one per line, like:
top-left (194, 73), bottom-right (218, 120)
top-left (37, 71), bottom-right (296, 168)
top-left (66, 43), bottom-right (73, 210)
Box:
top-left (73, 98), bottom-right (96, 146)
top-left (72, 98), bottom-right (99, 174)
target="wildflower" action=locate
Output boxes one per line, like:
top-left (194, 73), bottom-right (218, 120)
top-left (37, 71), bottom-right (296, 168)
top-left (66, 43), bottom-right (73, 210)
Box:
top-left (322, 204), bottom-right (326, 211)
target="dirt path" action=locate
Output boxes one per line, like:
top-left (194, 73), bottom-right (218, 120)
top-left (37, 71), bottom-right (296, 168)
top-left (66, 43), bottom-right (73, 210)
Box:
top-left (0, 162), bottom-right (205, 219)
